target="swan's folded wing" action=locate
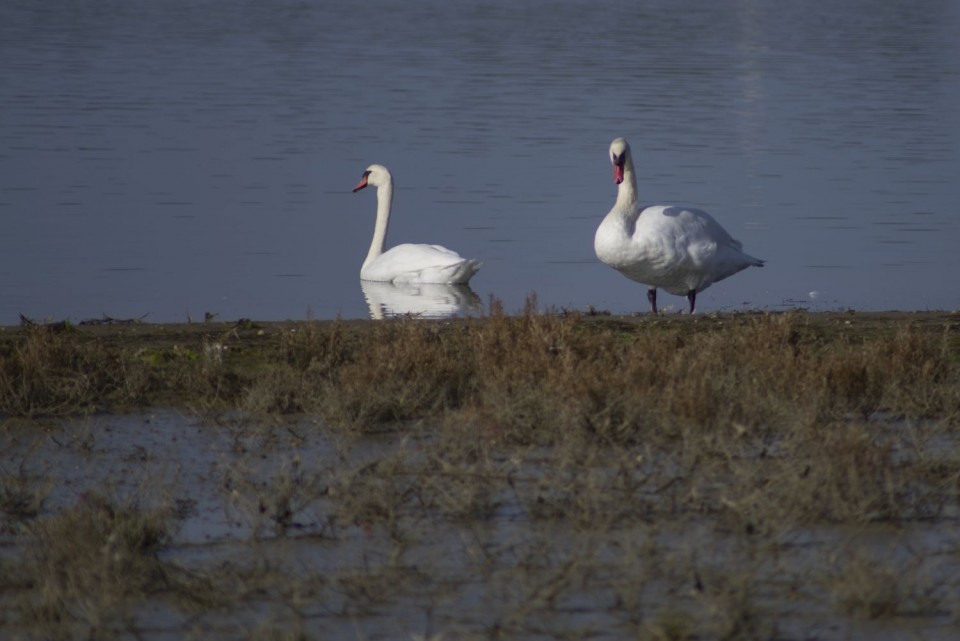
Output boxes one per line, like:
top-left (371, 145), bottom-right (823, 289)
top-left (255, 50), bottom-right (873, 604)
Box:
top-left (361, 243), bottom-right (481, 284)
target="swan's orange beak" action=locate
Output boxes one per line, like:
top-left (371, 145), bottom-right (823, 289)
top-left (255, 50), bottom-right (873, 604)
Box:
top-left (352, 175), bottom-right (369, 192)
top-left (613, 163), bottom-right (624, 185)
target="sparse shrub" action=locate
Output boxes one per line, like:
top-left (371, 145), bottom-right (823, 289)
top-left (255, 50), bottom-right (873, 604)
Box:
top-left (0, 327), bottom-right (142, 415)
top-left (17, 493), bottom-right (170, 636)
top-left (241, 364), bottom-right (306, 414)
top-left (316, 320), bottom-right (474, 430)
top-left (222, 454), bottom-right (330, 537)
top-left (278, 320), bottom-right (353, 374)
top-left (645, 609), bottom-right (695, 641)
top-left (418, 446), bottom-right (500, 522)
top-left (825, 549), bottom-right (938, 620)
top-left (0, 464), bottom-right (53, 522)
top-left (328, 448), bottom-right (418, 539)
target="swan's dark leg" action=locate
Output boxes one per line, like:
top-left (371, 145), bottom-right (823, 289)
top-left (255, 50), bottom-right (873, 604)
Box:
top-left (647, 288), bottom-right (658, 314)
top-left (687, 290), bottom-right (696, 314)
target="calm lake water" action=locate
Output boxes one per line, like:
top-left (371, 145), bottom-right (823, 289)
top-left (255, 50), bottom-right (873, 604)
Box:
top-left (1, 0), bottom-right (958, 322)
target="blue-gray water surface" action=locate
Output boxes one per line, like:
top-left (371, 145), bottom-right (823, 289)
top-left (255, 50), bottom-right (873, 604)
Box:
top-left (1, 0), bottom-right (958, 322)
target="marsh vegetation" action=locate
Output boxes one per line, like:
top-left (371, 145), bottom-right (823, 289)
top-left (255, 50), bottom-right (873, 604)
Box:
top-left (1, 306), bottom-right (959, 639)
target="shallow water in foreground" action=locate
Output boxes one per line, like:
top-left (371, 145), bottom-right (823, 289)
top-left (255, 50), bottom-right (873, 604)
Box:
top-left (2, 410), bottom-right (958, 640)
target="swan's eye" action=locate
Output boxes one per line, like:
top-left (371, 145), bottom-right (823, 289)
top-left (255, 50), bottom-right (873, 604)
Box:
top-left (362, 170), bottom-right (371, 178)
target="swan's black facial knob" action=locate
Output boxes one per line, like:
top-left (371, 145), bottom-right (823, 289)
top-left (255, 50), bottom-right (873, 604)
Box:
top-left (612, 154), bottom-right (625, 184)
top-left (353, 170), bottom-right (371, 192)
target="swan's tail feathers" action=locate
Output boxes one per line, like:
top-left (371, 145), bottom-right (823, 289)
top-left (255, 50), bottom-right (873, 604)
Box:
top-left (395, 258), bottom-right (481, 285)
top-left (745, 254), bottom-right (765, 268)
top-left (448, 259), bottom-right (483, 284)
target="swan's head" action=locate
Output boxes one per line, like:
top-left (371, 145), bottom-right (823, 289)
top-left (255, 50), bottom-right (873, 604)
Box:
top-left (609, 138), bottom-right (631, 185)
top-left (352, 164), bottom-right (392, 193)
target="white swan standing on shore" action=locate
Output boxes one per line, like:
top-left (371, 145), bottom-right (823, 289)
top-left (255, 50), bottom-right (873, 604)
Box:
top-left (594, 138), bottom-right (764, 314)
top-left (352, 164), bottom-right (481, 284)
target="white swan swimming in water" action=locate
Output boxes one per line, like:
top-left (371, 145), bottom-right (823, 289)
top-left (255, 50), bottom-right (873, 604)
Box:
top-left (352, 164), bottom-right (482, 284)
top-left (594, 138), bottom-right (764, 313)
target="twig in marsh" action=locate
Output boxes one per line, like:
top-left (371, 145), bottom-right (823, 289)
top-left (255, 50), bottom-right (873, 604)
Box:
top-left (78, 313), bottom-right (148, 326)
top-left (18, 314), bottom-right (73, 331)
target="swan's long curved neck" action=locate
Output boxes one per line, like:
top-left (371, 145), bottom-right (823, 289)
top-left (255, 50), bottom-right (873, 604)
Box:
top-left (615, 157), bottom-right (640, 215)
top-left (364, 180), bottom-right (393, 270)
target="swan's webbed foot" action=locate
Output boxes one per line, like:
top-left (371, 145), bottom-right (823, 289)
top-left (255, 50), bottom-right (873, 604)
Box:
top-left (647, 288), bottom-right (658, 314)
top-left (687, 289), bottom-right (696, 314)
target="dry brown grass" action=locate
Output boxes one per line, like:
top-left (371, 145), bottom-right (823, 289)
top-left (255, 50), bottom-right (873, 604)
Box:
top-left (304, 308), bottom-right (959, 451)
top-left (3, 307), bottom-right (958, 435)
top-left (221, 453), bottom-right (332, 538)
top-left (0, 461), bottom-right (53, 523)
top-left (826, 546), bottom-right (942, 620)
top-left (0, 324), bottom-right (240, 416)
top-left (0, 325), bottom-right (136, 415)
top-left (15, 492), bottom-right (171, 638)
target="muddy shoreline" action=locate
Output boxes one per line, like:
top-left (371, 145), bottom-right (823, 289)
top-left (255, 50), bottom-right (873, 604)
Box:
top-left (6, 308), bottom-right (959, 366)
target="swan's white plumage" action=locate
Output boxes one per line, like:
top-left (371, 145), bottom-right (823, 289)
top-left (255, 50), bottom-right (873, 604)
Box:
top-left (360, 242), bottom-right (480, 284)
top-left (594, 138), bottom-right (763, 313)
top-left (353, 164), bottom-right (481, 285)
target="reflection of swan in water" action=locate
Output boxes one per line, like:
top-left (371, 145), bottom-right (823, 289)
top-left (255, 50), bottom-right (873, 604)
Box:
top-left (361, 281), bottom-right (482, 320)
